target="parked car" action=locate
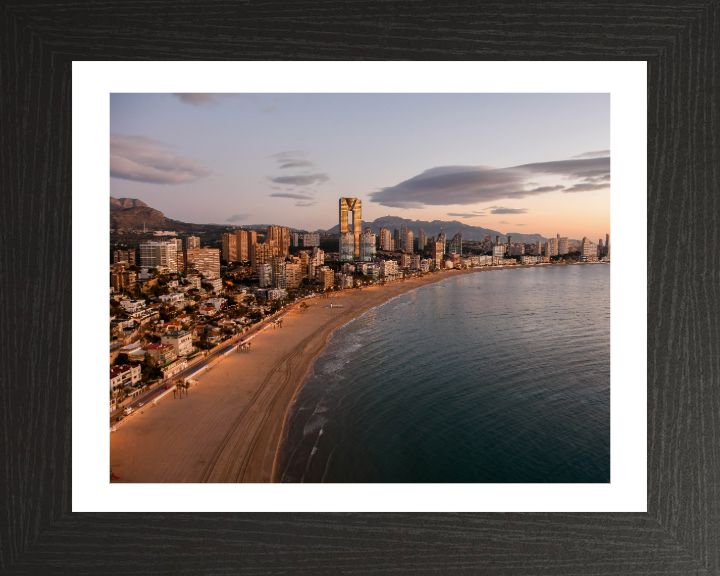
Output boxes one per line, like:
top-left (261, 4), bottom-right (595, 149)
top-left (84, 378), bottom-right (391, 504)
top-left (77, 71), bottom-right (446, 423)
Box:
top-left (115, 417), bottom-right (123, 422)
top-left (164, 385), bottom-right (171, 389)
top-left (137, 402), bottom-right (144, 407)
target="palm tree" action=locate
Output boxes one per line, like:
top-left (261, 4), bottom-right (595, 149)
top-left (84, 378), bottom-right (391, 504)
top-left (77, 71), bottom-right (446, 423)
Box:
top-left (176, 379), bottom-right (184, 399)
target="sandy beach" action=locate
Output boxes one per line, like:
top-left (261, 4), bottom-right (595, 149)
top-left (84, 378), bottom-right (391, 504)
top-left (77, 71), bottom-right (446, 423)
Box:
top-left (109, 264), bottom-right (588, 483)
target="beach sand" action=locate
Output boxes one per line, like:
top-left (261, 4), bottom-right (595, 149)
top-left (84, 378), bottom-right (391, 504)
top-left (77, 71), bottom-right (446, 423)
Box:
top-left (109, 264), bottom-right (578, 483)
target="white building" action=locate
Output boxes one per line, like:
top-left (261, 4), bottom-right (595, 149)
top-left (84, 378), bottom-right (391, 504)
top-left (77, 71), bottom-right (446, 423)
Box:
top-left (120, 299), bottom-right (146, 314)
top-left (161, 330), bottom-right (193, 357)
top-left (205, 278), bottom-right (223, 292)
top-left (380, 260), bottom-right (399, 277)
top-left (492, 245), bottom-right (506, 257)
top-left (159, 292), bottom-right (185, 305)
top-left (110, 364), bottom-right (141, 391)
top-left (139, 241), bottom-right (178, 272)
top-left (205, 297), bottom-right (226, 311)
top-left (259, 263), bottom-right (273, 288)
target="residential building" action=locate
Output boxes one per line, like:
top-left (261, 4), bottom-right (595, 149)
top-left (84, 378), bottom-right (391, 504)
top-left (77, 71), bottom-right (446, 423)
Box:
top-left (393, 228), bottom-right (401, 251)
top-left (285, 263), bottom-right (302, 288)
top-left (521, 255), bottom-right (540, 265)
top-left (449, 232), bottom-right (462, 255)
top-left (493, 245), bottom-right (506, 257)
top-left (535, 241), bottom-right (542, 255)
top-left (145, 343), bottom-right (177, 366)
top-left (110, 270), bottom-right (136, 292)
top-left (139, 242), bottom-right (178, 272)
top-left (291, 232), bottom-right (299, 247)
top-left (113, 250), bottom-right (136, 265)
top-left (205, 298), bottom-right (227, 311)
top-left (437, 231), bottom-right (446, 255)
top-left (222, 233), bottom-right (237, 262)
top-left (380, 259), bottom-right (399, 277)
top-left (161, 359), bottom-right (187, 380)
top-left (120, 299), bottom-right (146, 315)
top-left (507, 244), bottom-right (524, 256)
top-left (186, 236), bottom-right (200, 249)
top-left (317, 266), bottom-right (335, 290)
top-left (558, 237), bottom-right (569, 255)
top-left (267, 226), bottom-right (291, 257)
top-left (420, 259), bottom-right (430, 272)
top-left (159, 292), bottom-right (185, 305)
top-left (259, 263), bottom-right (273, 287)
top-left (271, 256), bottom-right (287, 288)
top-left (199, 306), bottom-right (217, 317)
top-left (268, 288), bottom-right (288, 300)
top-left (204, 277), bottom-right (223, 292)
top-left (418, 229), bottom-right (426, 251)
top-left (379, 228), bottom-right (392, 251)
top-left (546, 237), bottom-right (559, 257)
top-left (302, 233), bottom-right (320, 247)
top-left (579, 237), bottom-right (596, 260)
top-left (251, 241), bottom-right (277, 272)
top-left (110, 364), bottom-right (141, 391)
top-left (187, 276), bottom-right (202, 289)
top-left (235, 229), bottom-right (255, 262)
top-left (339, 274), bottom-right (354, 289)
top-left (359, 231), bottom-right (376, 261)
top-left (339, 231), bottom-right (355, 262)
top-left (161, 330), bottom-right (193, 357)
top-left (184, 248), bottom-right (221, 278)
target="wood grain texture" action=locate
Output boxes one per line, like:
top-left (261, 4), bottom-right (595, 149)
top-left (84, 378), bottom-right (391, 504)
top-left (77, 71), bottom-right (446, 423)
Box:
top-left (1, 1), bottom-right (718, 573)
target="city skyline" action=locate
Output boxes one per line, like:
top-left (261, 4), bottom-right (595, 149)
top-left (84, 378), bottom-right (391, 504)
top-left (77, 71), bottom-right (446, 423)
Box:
top-left (110, 93), bottom-right (610, 242)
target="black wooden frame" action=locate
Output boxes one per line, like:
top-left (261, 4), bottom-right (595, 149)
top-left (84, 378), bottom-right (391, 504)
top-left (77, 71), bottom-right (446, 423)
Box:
top-left (2, 2), bottom-right (718, 574)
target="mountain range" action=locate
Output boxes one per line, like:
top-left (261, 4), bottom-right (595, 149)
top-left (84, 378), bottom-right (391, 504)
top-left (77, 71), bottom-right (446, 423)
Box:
top-left (322, 215), bottom-right (549, 244)
top-left (110, 198), bottom-right (556, 243)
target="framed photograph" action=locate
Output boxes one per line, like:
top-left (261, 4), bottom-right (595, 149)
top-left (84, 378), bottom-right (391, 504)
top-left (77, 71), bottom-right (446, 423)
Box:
top-left (4, 3), bottom-right (718, 574)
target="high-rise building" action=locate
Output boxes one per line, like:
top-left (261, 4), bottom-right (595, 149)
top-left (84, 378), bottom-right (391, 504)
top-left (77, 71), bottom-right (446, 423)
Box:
top-left (113, 250), bottom-right (136, 265)
top-left (251, 241), bottom-right (278, 272)
top-left (222, 233), bottom-right (237, 262)
top-left (186, 236), bottom-right (200, 249)
top-left (393, 228), bottom-right (401, 251)
top-left (110, 270), bottom-right (136, 292)
top-left (495, 235), bottom-right (500, 245)
top-left (546, 237), bottom-right (559, 257)
top-left (139, 242), bottom-right (178, 272)
top-left (267, 226), bottom-right (290, 257)
top-left (535, 241), bottom-right (542, 255)
top-left (285, 263), bottom-right (302, 288)
top-left (235, 230), bottom-right (248, 261)
top-left (183, 248), bottom-right (220, 277)
top-left (302, 233), bottom-right (320, 247)
top-left (291, 232), bottom-right (299, 247)
top-left (558, 237), bottom-right (569, 255)
top-left (298, 251), bottom-right (310, 278)
top-left (401, 229), bottom-right (413, 253)
top-left (339, 232), bottom-right (355, 262)
top-left (359, 231), bottom-right (376, 261)
top-left (507, 235), bottom-right (512, 246)
top-left (418, 229), bottom-right (426, 251)
top-left (379, 228), bottom-right (392, 251)
top-left (431, 241), bottom-right (444, 269)
top-left (599, 239), bottom-right (603, 247)
top-left (339, 198), bottom-right (362, 260)
top-left (580, 237), bottom-right (596, 259)
top-left (258, 263), bottom-right (272, 288)
top-left (449, 232), bottom-right (462, 255)
top-left (271, 256), bottom-right (287, 288)
top-left (606, 233), bottom-right (610, 249)
top-left (437, 231), bottom-right (446, 256)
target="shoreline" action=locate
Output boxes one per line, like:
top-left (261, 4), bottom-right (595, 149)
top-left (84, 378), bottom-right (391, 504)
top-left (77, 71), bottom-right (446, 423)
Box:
top-left (109, 262), bottom-right (605, 483)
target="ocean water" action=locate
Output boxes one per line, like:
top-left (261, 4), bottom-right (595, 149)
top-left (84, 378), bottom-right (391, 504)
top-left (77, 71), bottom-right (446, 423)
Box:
top-left (277, 265), bottom-right (610, 483)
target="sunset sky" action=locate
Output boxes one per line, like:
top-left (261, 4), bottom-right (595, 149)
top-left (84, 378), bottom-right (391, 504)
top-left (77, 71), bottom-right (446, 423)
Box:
top-left (110, 93), bottom-right (610, 241)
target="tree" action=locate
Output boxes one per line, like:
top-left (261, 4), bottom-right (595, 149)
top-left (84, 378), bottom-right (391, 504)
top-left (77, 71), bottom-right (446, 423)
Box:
top-left (113, 353), bottom-right (130, 366)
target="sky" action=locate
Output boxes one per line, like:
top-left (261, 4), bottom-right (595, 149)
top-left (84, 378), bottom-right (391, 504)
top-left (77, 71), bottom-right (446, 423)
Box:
top-left (110, 93), bottom-right (610, 241)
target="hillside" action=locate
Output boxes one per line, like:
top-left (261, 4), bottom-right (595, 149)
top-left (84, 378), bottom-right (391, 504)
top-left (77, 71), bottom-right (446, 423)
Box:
top-left (110, 197), bottom-right (147, 211)
top-left (110, 206), bottom-right (167, 230)
top-left (323, 215), bottom-right (548, 244)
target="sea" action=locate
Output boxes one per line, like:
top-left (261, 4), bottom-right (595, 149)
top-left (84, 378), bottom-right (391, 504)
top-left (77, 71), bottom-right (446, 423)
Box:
top-left (276, 264), bottom-right (610, 483)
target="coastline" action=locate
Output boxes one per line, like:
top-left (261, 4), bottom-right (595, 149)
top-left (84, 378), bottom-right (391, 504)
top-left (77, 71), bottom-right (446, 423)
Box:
top-left (109, 263), bottom-right (603, 483)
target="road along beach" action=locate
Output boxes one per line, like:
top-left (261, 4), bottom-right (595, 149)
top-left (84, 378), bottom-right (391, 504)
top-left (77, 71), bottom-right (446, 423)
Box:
top-left (109, 264), bottom-right (599, 483)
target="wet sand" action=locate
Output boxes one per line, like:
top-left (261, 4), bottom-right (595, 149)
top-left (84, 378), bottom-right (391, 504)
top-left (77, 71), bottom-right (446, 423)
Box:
top-left (109, 264), bottom-right (585, 483)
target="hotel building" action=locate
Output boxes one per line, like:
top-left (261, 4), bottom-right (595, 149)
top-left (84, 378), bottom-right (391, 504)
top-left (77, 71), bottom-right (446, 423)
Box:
top-left (139, 242), bottom-right (178, 272)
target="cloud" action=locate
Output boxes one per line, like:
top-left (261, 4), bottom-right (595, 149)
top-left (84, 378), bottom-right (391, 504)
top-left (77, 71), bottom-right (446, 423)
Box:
top-left (515, 224), bottom-right (526, 227)
top-left (279, 160), bottom-right (314, 169)
top-left (295, 201), bottom-right (318, 207)
top-left (447, 212), bottom-right (484, 219)
top-left (269, 174), bottom-right (329, 186)
top-left (270, 192), bottom-right (315, 200)
top-left (226, 213), bottom-right (251, 222)
top-left (173, 93), bottom-right (218, 106)
top-left (498, 221), bottom-right (510, 225)
top-left (369, 156), bottom-right (609, 208)
top-left (563, 182), bottom-right (611, 193)
top-left (110, 134), bottom-right (211, 185)
top-left (488, 207), bottom-right (528, 215)
top-left (573, 150), bottom-right (610, 158)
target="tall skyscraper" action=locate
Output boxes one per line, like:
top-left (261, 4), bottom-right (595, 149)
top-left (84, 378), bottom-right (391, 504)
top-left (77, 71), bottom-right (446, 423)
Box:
top-left (285, 263), bottom-right (302, 288)
top-left (402, 228), bottom-right (413, 253)
top-left (290, 232), bottom-right (299, 247)
top-left (507, 235), bottom-right (512, 246)
top-left (580, 237), bottom-right (595, 259)
top-left (359, 230), bottom-right (376, 261)
top-left (139, 242), bottom-right (178, 272)
top-left (535, 240), bottom-right (542, 255)
top-left (606, 233), bottom-right (610, 248)
top-left (599, 239), bottom-right (603, 247)
top-left (547, 237), bottom-right (559, 257)
top-left (437, 231), bottom-right (446, 256)
top-left (418, 229), bottom-right (426, 251)
top-left (222, 233), bottom-right (237, 262)
top-left (392, 228), bottom-right (401, 252)
top-left (558, 237), bottom-right (569, 255)
top-left (258, 263), bottom-right (272, 288)
top-left (339, 198), bottom-right (362, 260)
top-left (495, 235), bottom-right (500, 245)
top-left (379, 228), bottom-right (392, 251)
top-left (186, 236), bottom-right (200, 249)
top-left (449, 232), bottom-right (462, 255)
top-left (266, 226), bottom-right (290, 257)
top-left (235, 230), bottom-right (249, 261)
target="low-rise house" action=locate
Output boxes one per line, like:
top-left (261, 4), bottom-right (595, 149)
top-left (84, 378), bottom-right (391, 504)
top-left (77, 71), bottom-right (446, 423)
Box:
top-left (110, 364), bottom-right (141, 391)
top-left (161, 358), bottom-right (187, 380)
top-left (165, 320), bottom-right (183, 331)
top-left (175, 314), bottom-right (192, 324)
top-left (205, 278), bottom-right (223, 292)
top-left (199, 306), bottom-right (217, 317)
top-left (205, 297), bottom-right (227, 311)
top-left (217, 319), bottom-right (236, 330)
top-left (120, 299), bottom-right (146, 315)
top-left (159, 292), bottom-right (185, 305)
top-left (161, 330), bottom-right (193, 357)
